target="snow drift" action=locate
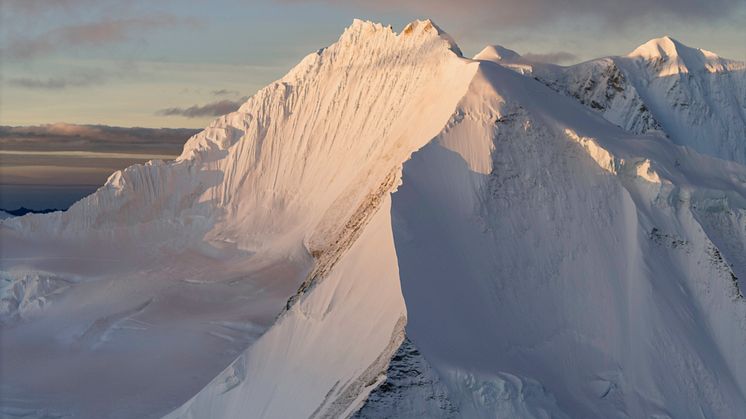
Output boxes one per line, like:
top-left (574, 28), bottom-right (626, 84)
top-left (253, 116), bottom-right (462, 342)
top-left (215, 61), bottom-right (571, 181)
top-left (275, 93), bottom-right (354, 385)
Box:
top-left (1, 19), bottom-right (745, 419)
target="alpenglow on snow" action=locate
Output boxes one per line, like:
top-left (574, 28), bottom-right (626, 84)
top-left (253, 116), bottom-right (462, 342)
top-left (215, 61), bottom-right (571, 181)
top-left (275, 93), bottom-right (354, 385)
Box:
top-left (1, 19), bottom-right (746, 419)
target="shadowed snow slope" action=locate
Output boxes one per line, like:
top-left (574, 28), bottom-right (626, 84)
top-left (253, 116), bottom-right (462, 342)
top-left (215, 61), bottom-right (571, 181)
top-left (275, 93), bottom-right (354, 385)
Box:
top-left (2, 19), bottom-right (746, 419)
top-left (386, 61), bottom-right (746, 418)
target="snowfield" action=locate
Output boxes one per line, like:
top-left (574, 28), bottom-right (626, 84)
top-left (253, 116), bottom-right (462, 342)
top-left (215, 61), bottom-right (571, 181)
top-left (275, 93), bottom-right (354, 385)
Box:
top-left (1, 19), bottom-right (745, 419)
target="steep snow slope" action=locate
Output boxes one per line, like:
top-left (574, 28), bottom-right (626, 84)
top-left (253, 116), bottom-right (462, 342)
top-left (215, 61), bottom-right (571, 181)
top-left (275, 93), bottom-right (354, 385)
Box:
top-left (475, 38), bottom-right (746, 164)
top-left (170, 29), bottom-right (746, 419)
top-left (0, 19), bottom-right (476, 419)
top-left (166, 197), bottom-right (408, 419)
top-left (382, 61), bottom-right (746, 418)
top-left (163, 21), bottom-right (478, 419)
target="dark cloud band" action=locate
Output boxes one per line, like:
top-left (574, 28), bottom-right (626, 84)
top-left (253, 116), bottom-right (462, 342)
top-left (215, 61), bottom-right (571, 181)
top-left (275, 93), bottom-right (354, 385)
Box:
top-left (0, 124), bottom-right (199, 155)
top-left (156, 97), bottom-right (249, 118)
top-left (7, 70), bottom-right (109, 89)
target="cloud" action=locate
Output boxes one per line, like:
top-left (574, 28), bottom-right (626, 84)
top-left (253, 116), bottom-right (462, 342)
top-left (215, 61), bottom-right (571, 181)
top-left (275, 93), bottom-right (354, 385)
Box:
top-left (211, 89), bottom-right (240, 96)
top-left (7, 70), bottom-right (109, 89)
top-left (0, 123), bottom-right (200, 155)
top-left (0, 123), bottom-right (200, 205)
top-left (288, 0), bottom-right (744, 26)
top-left (521, 51), bottom-right (578, 64)
top-left (2, 0), bottom-right (103, 15)
top-left (0, 149), bottom-right (180, 160)
top-left (2, 15), bottom-right (195, 60)
top-left (156, 97), bottom-right (249, 118)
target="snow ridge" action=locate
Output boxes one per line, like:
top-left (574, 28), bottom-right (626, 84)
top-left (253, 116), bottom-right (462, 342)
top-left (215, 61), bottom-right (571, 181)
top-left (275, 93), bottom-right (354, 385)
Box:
top-left (627, 36), bottom-right (745, 75)
top-left (473, 45), bottom-right (521, 62)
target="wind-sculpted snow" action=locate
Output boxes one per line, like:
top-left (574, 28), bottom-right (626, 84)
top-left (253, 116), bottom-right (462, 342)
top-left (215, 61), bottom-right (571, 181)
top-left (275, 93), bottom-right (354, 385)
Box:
top-left (2, 19), bottom-right (746, 419)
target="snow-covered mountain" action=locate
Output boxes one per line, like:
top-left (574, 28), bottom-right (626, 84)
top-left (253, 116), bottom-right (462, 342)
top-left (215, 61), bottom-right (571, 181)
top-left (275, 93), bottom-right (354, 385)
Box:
top-left (476, 36), bottom-right (746, 164)
top-left (1, 20), bottom-right (745, 419)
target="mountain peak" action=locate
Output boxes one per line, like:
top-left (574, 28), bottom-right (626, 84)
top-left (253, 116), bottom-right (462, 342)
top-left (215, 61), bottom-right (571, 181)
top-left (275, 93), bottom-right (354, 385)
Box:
top-left (401, 19), bottom-right (438, 35)
top-left (473, 45), bottom-right (521, 62)
top-left (339, 19), bottom-right (462, 57)
top-left (330, 19), bottom-right (463, 57)
top-left (626, 35), bottom-right (741, 75)
top-left (628, 36), bottom-right (688, 60)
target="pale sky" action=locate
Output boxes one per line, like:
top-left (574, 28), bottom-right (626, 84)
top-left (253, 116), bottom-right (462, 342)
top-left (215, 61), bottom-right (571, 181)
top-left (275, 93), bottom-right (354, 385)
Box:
top-left (1, 0), bottom-right (745, 129)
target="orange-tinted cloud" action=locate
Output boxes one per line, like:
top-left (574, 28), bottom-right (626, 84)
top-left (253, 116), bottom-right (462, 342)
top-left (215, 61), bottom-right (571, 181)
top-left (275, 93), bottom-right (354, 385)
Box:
top-left (2, 15), bottom-right (195, 60)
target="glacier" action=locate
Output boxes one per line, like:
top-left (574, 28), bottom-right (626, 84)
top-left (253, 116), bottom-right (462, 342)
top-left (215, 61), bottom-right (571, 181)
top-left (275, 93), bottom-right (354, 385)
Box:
top-left (1, 19), bottom-right (745, 419)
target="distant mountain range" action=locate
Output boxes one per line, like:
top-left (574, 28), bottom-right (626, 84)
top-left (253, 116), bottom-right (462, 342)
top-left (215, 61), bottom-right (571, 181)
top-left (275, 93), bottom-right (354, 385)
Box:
top-left (0, 207), bottom-right (63, 217)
